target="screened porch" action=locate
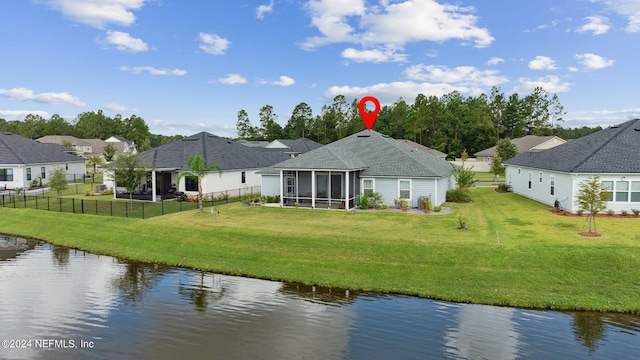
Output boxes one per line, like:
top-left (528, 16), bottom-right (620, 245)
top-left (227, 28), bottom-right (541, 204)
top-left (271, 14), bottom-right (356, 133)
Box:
top-left (280, 170), bottom-right (359, 210)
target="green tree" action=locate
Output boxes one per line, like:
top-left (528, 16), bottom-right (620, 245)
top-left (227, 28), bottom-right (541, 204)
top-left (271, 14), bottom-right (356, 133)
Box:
top-left (496, 138), bottom-right (518, 161)
top-left (86, 154), bottom-right (105, 175)
top-left (48, 166), bottom-right (69, 202)
top-left (258, 105), bottom-right (283, 141)
top-left (285, 102), bottom-right (312, 138)
top-left (103, 143), bottom-right (117, 162)
top-left (176, 155), bottom-right (223, 213)
top-left (452, 150), bottom-right (476, 189)
top-left (110, 153), bottom-right (150, 209)
top-left (236, 109), bottom-right (258, 139)
top-left (61, 139), bottom-right (73, 149)
top-left (490, 156), bottom-right (505, 178)
top-left (575, 176), bottom-right (609, 234)
top-left (123, 115), bottom-right (151, 150)
top-left (44, 114), bottom-right (74, 136)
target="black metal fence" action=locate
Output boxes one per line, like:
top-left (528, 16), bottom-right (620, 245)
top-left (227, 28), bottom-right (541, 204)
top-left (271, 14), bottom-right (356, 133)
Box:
top-left (0, 186), bottom-right (262, 219)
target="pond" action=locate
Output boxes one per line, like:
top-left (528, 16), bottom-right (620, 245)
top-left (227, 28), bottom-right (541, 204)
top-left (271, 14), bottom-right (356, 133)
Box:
top-left (0, 237), bottom-right (638, 359)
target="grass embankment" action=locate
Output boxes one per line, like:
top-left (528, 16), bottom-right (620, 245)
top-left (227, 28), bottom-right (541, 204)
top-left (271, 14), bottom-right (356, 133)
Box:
top-left (1, 186), bottom-right (639, 313)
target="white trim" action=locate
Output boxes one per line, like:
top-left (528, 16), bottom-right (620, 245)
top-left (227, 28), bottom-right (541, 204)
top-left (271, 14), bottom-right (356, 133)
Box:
top-left (361, 178), bottom-right (375, 194)
top-left (398, 179), bottom-right (412, 201)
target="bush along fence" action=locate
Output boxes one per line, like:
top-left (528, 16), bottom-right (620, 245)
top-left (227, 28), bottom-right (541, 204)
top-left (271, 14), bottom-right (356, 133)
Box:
top-left (0, 186), bottom-right (262, 219)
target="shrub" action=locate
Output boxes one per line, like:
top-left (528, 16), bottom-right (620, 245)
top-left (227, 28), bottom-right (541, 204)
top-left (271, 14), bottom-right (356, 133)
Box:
top-left (607, 209), bottom-right (614, 216)
top-left (393, 197), bottom-right (406, 209)
top-left (621, 210), bottom-right (628, 216)
top-left (632, 209), bottom-right (640, 216)
top-left (381, 204), bottom-right (388, 210)
top-left (497, 183), bottom-right (511, 192)
top-left (358, 195), bottom-right (370, 210)
top-left (433, 205), bottom-right (442, 212)
top-left (366, 192), bottom-right (384, 209)
top-left (84, 189), bottom-right (94, 196)
top-left (446, 188), bottom-right (472, 203)
top-left (576, 209), bottom-right (584, 216)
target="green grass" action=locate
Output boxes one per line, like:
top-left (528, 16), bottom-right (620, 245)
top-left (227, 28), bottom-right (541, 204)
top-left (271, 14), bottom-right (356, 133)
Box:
top-left (473, 171), bottom-right (503, 182)
top-left (1, 186), bottom-right (639, 313)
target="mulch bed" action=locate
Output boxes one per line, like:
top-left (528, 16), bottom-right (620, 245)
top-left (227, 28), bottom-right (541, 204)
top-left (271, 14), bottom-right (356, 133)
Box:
top-left (578, 231), bottom-right (602, 237)
top-left (494, 189), bottom-right (511, 193)
top-left (548, 209), bottom-right (640, 218)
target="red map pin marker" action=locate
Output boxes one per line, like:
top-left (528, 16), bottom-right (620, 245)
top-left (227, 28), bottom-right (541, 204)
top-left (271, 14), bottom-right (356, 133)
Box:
top-left (358, 96), bottom-right (380, 131)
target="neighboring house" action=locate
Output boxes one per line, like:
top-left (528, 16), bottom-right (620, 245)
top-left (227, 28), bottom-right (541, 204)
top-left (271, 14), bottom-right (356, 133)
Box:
top-left (37, 135), bottom-right (136, 158)
top-left (239, 138), bottom-right (323, 158)
top-left (474, 135), bottom-right (566, 162)
top-left (0, 132), bottom-right (86, 190)
top-left (104, 132), bottom-right (316, 201)
top-left (503, 119), bottom-right (640, 213)
top-left (261, 130), bottom-right (456, 210)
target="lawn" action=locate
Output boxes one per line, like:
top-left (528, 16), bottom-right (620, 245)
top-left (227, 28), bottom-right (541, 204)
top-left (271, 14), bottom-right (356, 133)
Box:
top-left (473, 171), bottom-right (503, 182)
top-left (1, 186), bottom-right (638, 313)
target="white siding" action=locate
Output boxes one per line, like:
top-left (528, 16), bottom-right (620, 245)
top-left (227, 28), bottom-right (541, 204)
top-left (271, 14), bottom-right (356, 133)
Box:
top-left (261, 174), bottom-right (280, 196)
top-left (506, 165), bottom-right (640, 213)
top-left (367, 177), bottom-right (443, 207)
top-left (196, 169), bottom-right (261, 195)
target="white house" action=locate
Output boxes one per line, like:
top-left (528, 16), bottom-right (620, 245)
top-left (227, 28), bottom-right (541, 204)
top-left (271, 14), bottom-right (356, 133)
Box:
top-left (503, 119), bottom-right (640, 213)
top-left (104, 132), bottom-right (320, 201)
top-left (261, 130), bottom-right (456, 210)
top-left (0, 132), bottom-right (86, 190)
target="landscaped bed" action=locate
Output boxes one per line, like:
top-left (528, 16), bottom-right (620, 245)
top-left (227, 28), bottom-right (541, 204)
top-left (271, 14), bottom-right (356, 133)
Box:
top-left (1, 186), bottom-right (638, 314)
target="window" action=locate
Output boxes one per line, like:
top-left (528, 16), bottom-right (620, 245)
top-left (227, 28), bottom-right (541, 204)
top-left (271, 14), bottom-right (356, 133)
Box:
top-left (601, 181), bottom-right (614, 201)
top-left (616, 181), bottom-right (629, 202)
top-left (550, 176), bottom-right (555, 196)
top-left (362, 179), bottom-right (374, 194)
top-left (632, 181), bottom-right (640, 202)
top-left (241, 171), bottom-right (246, 184)
top-left (0, 169), bottom-right (13, 181)
top-left (539, 171), bottom-right (543, 183)
top-left (399, 180), bottom-right (411, 200)
top-left (518, 168), bottom-right (521, 175)
top-left (528, 172), bottom-right (532, 189)
top-left (41, 167), bottom-right (46, 179)
top-left (26, 168), bottom-right (32, 181)
top-left (65, 163), bottom-right (68, 170)
top-left (185, 176), bottom-right (198, 191)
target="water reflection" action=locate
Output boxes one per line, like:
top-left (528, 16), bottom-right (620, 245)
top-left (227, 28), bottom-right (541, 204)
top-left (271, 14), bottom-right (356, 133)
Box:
top-left (0, 242), bottom-right (638, 360)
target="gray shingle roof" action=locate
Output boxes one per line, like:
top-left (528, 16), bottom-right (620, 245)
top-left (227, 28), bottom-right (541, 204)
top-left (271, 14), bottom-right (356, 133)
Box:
top-left (276, 138), bottom-right (323, 153)
top-left (273, 130), bottom-right (453, 177)
top-left (0, 132), bottom-right (85, 164)
top-left (137, 132), bottom-right (292, 170)
top-left (503, 118), bottom-right (640, 173)
top-left (474, 135), bottom-right (564, 157)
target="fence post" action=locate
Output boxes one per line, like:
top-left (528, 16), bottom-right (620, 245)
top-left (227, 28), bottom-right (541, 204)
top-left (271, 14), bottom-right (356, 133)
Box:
top-left (81, 199), bottom-right (85, 214)
top-left (110, 201), bottom-right (113, 217)
top-left (59, 198), bottom-right (62, 212)
top-left (35, 197), bottom-right (38, 209)
top-left (76, 184), bottom-right (79, 195)
top-left (125, 203), bottom-right (128, 218)
top-left (142, 202), bottom-right (145, 219)
top-left (162, 199), bottom-right (164, 215)
top-left (72, 198), bottom-right (75, 213)
top-left (96, 199), bottom-right (98, 215)
top-left (23, 193), bottom-right (27, 208)
top-left (47, 197), bottom-right (50, 211)
top-left (226, 190), bottom-right (229, 204)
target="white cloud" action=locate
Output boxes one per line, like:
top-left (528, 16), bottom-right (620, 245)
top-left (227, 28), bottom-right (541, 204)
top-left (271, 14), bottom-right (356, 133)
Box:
top-left (324, 81), bottom-right (472, 105)
top-left (256, 0), bottom-right (274, 19)
top-left (302, 0), bottom-right (494, 62)
top-left (487, 57), bottom-right (504, 65)
top-left (0, 110), bottom-right (52, 120)
top-left (564, 108), bottom-right (640, 127)
top-left (218, 74), bottom-right (247, 85)
top-left (198, 33), bottom-right (230, 55)
top-left (120, 66), bottom-right (187, 76)
top-left (271, 75), bottom-right (296, 86)
top-left (405, 64), bottom-right (508, 87)
top-left (576, 16), bottom-right (610, 35)
top-left (43, 0), bottom-right (146, 28)
top-left (104, 103), bottom-right (128, 112)
top-left (341, 48), bottom-right (407, 63)
top-left (528, 56), bottom-right (557, 70)
top-left (575, 53), bottom-right (615, 70)
top-left (0, 87), bottom-right (86, 107)
top-left (512, 75), bottom-right (572, 94)
top-left (104, 31), bottom-right (149, 52)
top-left (596, 0), bottom-right (640, 32)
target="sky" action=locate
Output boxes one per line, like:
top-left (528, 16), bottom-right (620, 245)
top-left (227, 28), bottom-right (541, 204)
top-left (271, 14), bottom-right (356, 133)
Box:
top-left (1, 0), bottom-right (640, 138)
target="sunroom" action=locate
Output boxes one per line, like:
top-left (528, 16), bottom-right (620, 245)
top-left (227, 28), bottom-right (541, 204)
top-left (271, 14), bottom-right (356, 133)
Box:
top-left (279, 170), bottom-right (361, 209)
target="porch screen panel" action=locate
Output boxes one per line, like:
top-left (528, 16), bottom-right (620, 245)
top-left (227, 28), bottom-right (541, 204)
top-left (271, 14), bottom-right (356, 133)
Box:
top-left (331, 174), bottom-right (343, 198)
top-left (316, 173), bottom-right (328, 198)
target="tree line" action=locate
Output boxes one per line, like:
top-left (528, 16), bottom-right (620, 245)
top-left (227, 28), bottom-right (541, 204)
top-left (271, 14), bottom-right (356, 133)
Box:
top-left (0, 110), bottom-right (184, 151)
top-left (237, 86), bottom-right (602, 159)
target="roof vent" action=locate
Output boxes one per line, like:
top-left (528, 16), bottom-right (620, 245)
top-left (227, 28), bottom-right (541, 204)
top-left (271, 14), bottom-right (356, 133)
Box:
top-left (610, 125), bottom-right (619, 128)
top-left (635, 128), bottom-right (640, 131)
top-left (357, 134), bottom-right (371, 138)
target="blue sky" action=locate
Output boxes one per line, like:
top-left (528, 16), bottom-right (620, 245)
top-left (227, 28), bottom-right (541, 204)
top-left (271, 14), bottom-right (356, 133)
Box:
top-left (1, 0), bottom-right (639, 138)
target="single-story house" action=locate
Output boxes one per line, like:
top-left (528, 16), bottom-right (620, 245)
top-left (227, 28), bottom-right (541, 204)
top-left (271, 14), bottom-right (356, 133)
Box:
top-left (261, 130), bottom-right (456, 210)
top-left (104, 132), bottom-right (320, 201)
top-left (398, 139), bottom-right (447, 159)
top-left (0, 132), bottom-right (86, 190)
top-left (474, 135), bottom-right (566, 162)
top-left (37, 135), bottom-right (136, 158)
top-left (503, 119), bottom-right (640, 213)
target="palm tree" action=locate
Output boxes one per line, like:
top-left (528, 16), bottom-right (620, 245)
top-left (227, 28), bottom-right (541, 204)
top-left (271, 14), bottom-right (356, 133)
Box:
top-left (177, 155), bottom-right (223, 213)
top-left (86, 154), bottom-right (105, 175)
